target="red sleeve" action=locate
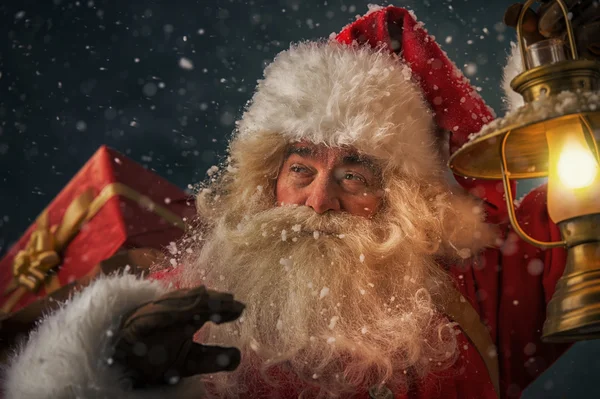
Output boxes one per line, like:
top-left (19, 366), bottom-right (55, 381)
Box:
top-left (496, 184), bottom-right (570, 397)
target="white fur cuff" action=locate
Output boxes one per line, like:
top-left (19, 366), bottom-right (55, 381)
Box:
top-left (0, 273), bottom-right (201, 399)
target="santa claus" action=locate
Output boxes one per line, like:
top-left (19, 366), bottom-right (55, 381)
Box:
top-left (4, 3), bottom-right (599, 399)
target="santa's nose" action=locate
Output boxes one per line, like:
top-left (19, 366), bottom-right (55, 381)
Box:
top-left (304, 175), bottom-right (341, 214)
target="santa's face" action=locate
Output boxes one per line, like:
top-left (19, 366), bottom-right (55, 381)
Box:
top-left (275, 142), bottom-right (384, 218)
top-left (188, 143), bottom-right (461, 396)
top-left (187, 134), bottom-right (495, 395)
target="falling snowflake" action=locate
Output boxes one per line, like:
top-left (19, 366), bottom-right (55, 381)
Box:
top-left (527, 259), bottom-right (544, 276)
top-left (206, 165), bottom-right (219, 176)
top-left (279, 257), bottom-right (293, 271)
top-left (328, 316), bottom-right (339, 330)
top-left (164, 243), bottom-right (180, 259)
top-left (179, 57), bottom-right (194, 70)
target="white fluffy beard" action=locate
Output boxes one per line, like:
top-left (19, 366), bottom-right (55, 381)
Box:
top-left (179, 205), bottom-right (461, 398)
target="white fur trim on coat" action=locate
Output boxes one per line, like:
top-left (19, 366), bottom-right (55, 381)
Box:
top-left (237, 41), bottom-right (442, 178)
top-left (2, 274), bottom-right (203, 399)
top-left (502, 42), bottom-right (525, 112)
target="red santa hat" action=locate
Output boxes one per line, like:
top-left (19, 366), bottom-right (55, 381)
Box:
top-left (237, 5), bottom-right (509, 223)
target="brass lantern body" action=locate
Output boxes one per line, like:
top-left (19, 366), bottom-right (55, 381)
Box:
top-left (546, 215), bottom-right (600, 340)
top-left (448, 0), bottom-right (600, 342)
top-left (450, 61), bottom-right (600, 181)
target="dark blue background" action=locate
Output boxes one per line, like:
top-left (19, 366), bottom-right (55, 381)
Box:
top-left (1, 1), bottom-right (598, 397)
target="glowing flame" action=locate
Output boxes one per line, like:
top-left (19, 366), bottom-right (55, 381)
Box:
top-left (557, 142), bottom-right (598, 189)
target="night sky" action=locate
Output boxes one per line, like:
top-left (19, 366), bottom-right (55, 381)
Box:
top-left (1, 0), bottom-right (599, 396)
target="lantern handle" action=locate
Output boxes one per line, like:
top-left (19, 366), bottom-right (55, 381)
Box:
top-left (580, 115), bottom-right (600, 165)
top-left (518, 0), bottom-right (579, 71)
top-left (500, 131), bottom-right (567, 249)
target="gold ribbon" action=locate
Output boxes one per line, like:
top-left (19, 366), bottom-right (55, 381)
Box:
top-left (5, 189), bottom-right (94, 296)
top-left (1, 183), bottom-right (185, 313)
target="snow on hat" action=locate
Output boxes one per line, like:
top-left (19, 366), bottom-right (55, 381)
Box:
top-left (237, 5), bottom-right (509, 223)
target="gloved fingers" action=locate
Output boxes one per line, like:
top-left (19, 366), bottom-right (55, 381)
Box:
top-left (539, 0), bottom-right (598, 37)
top-left (504, 3), bottom-right (545, 43)
top-left (118, 287), bottom-right (211, 333)
top-left (504, 3), bottom-right (540, 28)
top-left (176, 343), bottom-right (241, 378)
top-left (152, 286), bottom-right (244, 325)
top-left (558, 19), bottom-right (600, 60)
top-left (185, 287), bottom-right (245, 327)
top-left (121, 286), bottom-right (244, 335)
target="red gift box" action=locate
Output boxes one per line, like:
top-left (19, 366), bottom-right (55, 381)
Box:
top-left (0, 145), bottom-right (196, 314)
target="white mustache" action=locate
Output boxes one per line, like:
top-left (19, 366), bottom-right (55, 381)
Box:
top-left (237, 205), bottom-right (371, 236)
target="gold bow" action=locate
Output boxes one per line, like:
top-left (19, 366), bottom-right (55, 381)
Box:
top-left (5, 189), bottom-right (94, 294)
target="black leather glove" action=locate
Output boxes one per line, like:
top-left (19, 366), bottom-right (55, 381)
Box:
top-left (504, 0), bottom-right (600, 60)
top-left (112, 285), bottom-right (245, 387)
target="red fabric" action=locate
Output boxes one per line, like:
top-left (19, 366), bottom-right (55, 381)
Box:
top-left (0, 146), bottom-right (196, 313)
top-left (335, 6), bottom-right (513, 224)
top-left (448, 185), bottom-right (570, 399)
top-left (495, 185), bottom-right (570, 398)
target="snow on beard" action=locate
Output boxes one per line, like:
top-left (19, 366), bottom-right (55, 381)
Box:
top-left (187, 205), bottom-right (459, 396)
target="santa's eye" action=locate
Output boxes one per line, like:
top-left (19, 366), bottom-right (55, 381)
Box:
top-left (290, 164), bottom-right (311, 174)
top-left (334, 168), bottom-right (367, 186)
top-left (343, 172), bottom-right (366, 183)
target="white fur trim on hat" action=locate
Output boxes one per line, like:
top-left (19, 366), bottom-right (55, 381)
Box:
top-left (502, 42), bottom-right (525, 112)
top-left (236, 41), bottom-right (442, 178)
top-left (2, 274), bottom-right (204, 399)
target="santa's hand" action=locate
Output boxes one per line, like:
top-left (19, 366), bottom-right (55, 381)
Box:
top-left (504, 0), bottom-right (600, 60)
top-left (112, 286), bottom-right (245, 387)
